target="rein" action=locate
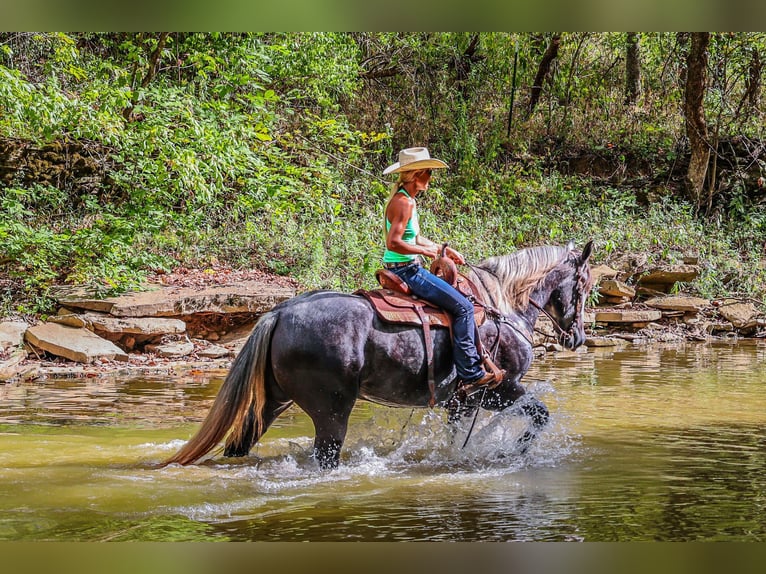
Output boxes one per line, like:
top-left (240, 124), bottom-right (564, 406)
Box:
top-left (466, 257), bottom-right (583, 347)
top-left (528, 298), bottom-right (572, 345)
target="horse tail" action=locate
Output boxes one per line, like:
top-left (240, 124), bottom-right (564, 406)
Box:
top-left (164, 311), bottom-right (278, 466)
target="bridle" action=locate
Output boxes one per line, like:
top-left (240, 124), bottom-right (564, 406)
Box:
top-left (527, 256), bottom-right (589, 346)
top-left (466, 254), bottom-right (589, 347)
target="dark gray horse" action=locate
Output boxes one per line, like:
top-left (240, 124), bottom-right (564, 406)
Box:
top-left (165, 241), bottom-right (593, 469)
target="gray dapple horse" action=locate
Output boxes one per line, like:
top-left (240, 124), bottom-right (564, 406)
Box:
top-left (166, 241), bottom-right (593, 469)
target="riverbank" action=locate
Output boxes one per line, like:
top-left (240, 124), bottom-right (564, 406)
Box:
top-left (2, 262), bottom-right (765, 383)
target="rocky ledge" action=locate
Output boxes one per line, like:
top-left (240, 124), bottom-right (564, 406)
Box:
top-left (1, 260), bottom-right (765, 382)
top-left (1, 267), bottom-right (297, 382)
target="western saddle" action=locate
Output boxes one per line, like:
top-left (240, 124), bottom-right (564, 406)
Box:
top-left (356, 255), bottom-right (504, 407)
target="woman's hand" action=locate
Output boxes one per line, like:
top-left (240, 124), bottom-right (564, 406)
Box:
top-left (445, 246), bottom-right (465, 265)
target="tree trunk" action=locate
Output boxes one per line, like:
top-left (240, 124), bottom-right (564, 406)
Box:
top-left (624, 32), bottom-right (641, 105)
top-left (122, 32), bottom-right (170, 121)
top-left (676, 32), bottom-right (690, 88)
top-left (746, 46), bottom-right (762, 108)
top-left (453, 33), bottom-right (482, 100)
top-left (684, 32), bottom-right (711, 210)
top-left (140, 32), bottom-right (169, 88)
top-left (528, 33), bottom-right (561, 116)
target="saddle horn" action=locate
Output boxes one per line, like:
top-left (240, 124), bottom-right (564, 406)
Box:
top-left (430, 242), bottom-right (458, 287)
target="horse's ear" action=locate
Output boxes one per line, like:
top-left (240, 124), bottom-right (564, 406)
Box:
top-left (580, 240), bottom-right (593, 263)
top-left (566, 239), bottom-right (575, 251)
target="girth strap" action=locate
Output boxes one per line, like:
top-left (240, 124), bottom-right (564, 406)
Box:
top-left (413, 305), bottom-right (436, 407)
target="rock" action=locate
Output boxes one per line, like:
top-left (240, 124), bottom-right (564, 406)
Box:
top-left (24, 323), bottom-right (129, 363)
top-left (49, 312), bottom-right (187, 336)
top-left (598, 279), bottom-right (636, 298)
top-left (0, 348), bottom-right (28, 381)
top-left (585, 337), bottom-right (621, 347)
top-left (717, 300), bottom-right (761, 329)
top-left (636, 285), bottom-right (668, 298)
top-left (591, 264), bottom-right (619, 285)
top-left (197, 345), bottom-right (231, 359)
top-left (705, 321), bottom-right (733, 334)
top-left (644, 295), bottom-right (710, 313)
top-left (53, 281), bottom-right (295, 318)
top-left (217, 322), bottom-right (255, 354)
top-left (145, 341), bottom-right (195, 358)
top-left (599, 295), bottom-right (631, 306)
top-left (50, 310), bottom-right (89, 328)
top-left (594, 310), bottom-right (663, 323)
top-left (122, 335), bottom-right (136, 351)
top-left (636, 265), bottom-right (700, 291)
top-left (609, 253), bottom-right (648, 275)
top-left (0, 321), bottom-right (28, 351)
top-left (543, 343), bottom-right (564, 352)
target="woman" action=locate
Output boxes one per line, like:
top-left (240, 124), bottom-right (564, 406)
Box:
top-left (382, 147), bottom-right (498, 389)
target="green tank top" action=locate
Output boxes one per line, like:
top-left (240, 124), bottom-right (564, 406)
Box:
top-left (382, 189), bottom-right (420, 264)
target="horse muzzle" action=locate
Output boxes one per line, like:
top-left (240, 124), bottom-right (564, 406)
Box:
top-left (559, 328), bottom-right (585, 350)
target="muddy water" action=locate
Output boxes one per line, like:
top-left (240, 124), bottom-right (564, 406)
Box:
top-left (1, 340), bottom-right (765, 541)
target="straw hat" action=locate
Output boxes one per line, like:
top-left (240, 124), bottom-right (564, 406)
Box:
top-left (383, 147), bottom-right (449, 175)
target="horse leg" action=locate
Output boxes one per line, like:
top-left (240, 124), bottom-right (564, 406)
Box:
top-left (514, 396), bottom-right (549, 454)
top-left (287, 382), bottom-right (357, 470)
top-left (446, 389), bottom-right (482, 425)
top-left (223, 398), bottom-right (294, 457)
top-left (480, 381), bottom-right (550, 453)
top-left (308, 395), bottom-right (357, 470)
top-left (309, 418), bottom-right (350, 470)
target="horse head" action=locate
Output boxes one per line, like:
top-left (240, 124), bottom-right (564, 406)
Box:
top-left (540, 240), bottom-right (594, 350)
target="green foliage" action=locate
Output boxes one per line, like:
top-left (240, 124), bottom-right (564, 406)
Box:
top-left (2, 32), bottom-right (766, 315)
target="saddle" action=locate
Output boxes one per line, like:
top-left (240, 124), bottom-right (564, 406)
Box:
top-left (357, 256), bottom-right (500, 407)
top-left (363, 272), bottom-right (486, 329)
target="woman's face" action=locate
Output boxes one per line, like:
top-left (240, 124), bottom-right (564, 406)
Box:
top-left (412, 169), bottom-right (432, 192)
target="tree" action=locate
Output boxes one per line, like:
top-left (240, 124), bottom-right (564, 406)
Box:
top-left (624, 32), bottom-right (641, 105)
top-left (684, 32), bottom-right (711, 211)
top-left (743, 45), bottom-right (762, 111)
top-left (122, 32), bottom-right (170, 121)
top-left (528, 33), bottom-right (561, 117)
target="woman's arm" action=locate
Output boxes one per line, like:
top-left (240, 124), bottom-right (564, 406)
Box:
top-left (385, 195), bottom-right (438, 258)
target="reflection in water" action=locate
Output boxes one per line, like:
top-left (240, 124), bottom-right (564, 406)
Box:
top-left (0, 341), bottom-right (765, 541)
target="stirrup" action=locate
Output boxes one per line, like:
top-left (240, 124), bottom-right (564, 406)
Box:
top-left (482, 355), bottom-right (505, 387)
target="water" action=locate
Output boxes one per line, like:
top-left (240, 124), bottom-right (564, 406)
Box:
top-left (1, 340), bottom-right (765, 541)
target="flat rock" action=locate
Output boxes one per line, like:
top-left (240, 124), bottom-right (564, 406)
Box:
top-left (145, 341), bottom-right (195, 358)
top-left (594, 310), bottom-right (662, 323)
top-left (53, 281), bottom-right (295, 318)
top-left (591, 264), bottom-right (620, 285)
top-left (717, 300), bottom-right (760, 329)
top-left (598, 279), bottom-right (635, 298)
top-left (585, 337), bottom-right (621, 347)
top-left (0, 348), bottom-right (28, 381)
top-left (197, 344), bottom-right (232, 358)
top-left (644, 295), bottom-right (710, 313)
top-left (25, 323), bottom-right (128, 363)
top-left (51, 311), bottom-right (186, 336)
top-left (0, 321), bottom-right (29, 351)
top-left (637, 265), bottom-right (700, 286)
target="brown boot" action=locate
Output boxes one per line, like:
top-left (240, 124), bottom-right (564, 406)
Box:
top-left (473, 370), bottom-right (498, 387)
top-left (459, 369), bottom-right (505, 397)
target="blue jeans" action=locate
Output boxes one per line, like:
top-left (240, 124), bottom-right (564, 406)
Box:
top-left (390, 263), bottom-right (484, 382)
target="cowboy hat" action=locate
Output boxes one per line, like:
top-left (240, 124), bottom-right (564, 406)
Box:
top-left (383, 147), bottom-right (449, 175)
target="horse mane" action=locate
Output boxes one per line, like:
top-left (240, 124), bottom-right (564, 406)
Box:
top-left (469, 245), bottom-right (569, 314)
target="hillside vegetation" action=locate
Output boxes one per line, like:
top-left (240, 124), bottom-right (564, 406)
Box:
top-left (1, 32), bottom-right (765, 316)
